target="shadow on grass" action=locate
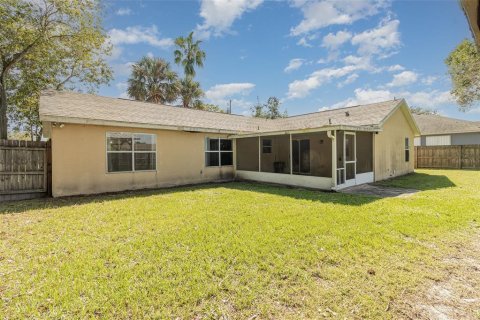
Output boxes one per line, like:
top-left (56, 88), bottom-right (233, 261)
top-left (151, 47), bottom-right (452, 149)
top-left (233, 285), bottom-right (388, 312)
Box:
top-left (375, 172), bottom-right (456, 191)
top-left (0, 172), bottom-right (456, 215)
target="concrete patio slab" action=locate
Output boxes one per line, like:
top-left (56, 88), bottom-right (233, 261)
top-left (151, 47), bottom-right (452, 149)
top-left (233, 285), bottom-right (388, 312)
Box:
top-left (340, 184), bottom-right (419, 198)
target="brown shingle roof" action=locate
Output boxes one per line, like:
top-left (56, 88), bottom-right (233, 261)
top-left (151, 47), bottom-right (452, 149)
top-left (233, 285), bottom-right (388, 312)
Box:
top-left (413, 114), bottom-right (480, 135)
top-left (39, 90), bottom-right (407, 134)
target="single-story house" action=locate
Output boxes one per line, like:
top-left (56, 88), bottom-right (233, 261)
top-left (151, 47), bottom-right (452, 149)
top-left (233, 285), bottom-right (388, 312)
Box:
top-left (39, 90), bottom-right (420, 197)
top-left (413, 114), bottom-right (480, 146)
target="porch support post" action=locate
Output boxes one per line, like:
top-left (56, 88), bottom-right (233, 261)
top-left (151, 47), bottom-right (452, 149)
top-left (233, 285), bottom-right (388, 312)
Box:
top-left (258, 136), bottom-right (261, 172)
top-left (328, 130), bottom-right (337, 189)
top-left (289, 133), bottom-right (293, 174)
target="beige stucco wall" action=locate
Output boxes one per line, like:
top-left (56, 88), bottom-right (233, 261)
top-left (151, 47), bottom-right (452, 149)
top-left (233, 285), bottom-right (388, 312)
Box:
top-left (374, 106), bottom-right (415, 181)
top-left (51, 124), bottom-right (234, 197)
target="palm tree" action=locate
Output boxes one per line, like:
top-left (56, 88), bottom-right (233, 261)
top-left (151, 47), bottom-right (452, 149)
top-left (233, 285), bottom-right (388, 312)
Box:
top-left (178, 77), bottom-right (204, 108)
top-left (127, 56), bottom-right (179, 104)
top-left (174, 32), bottom-right (206, 79)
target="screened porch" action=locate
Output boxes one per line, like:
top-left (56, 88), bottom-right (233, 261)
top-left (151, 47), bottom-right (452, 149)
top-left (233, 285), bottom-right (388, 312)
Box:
top-left (233, 129), bottom-right (374, 190)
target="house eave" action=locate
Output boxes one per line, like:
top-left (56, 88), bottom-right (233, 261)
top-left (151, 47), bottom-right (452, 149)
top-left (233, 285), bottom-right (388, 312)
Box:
top-left (40, 115), bottom-right (246, 135)
top-left (228, 125), bottom-right (382, 139)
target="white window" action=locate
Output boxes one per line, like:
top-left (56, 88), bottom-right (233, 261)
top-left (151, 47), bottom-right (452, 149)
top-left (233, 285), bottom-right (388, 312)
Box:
top-left (426, 135), bottom-right (451, 146)
top-left (414, 137), bottom-right (421, 146)
top-left (106, 132), bottom-right (156, 173)
top-left (405, 137), bottom-right (410, 162)
top-left (205, 138), bottom-right (233, 167)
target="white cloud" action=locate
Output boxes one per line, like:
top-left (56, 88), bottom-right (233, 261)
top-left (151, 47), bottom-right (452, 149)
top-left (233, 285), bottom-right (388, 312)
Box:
top-left (108, 26), bottom-right (173, 49)
top-left (321, 30), bottom-right (352, 50)
top-left (287, 64), bottom-right (362, 99)
top-left (387, 70), bottom-right (418, 87)
top-left (205, 83), bottom-right (255, 102)
top-left (104, 45), bottom-right (123, 62)
top-left (291, 0), bottom-right (387, 36)
top-left (115, 82), bottom-right (128, 91)
top-left (116, 8), bottom-right (132, 16)
top-left (343, 55), bottom-right (376, 71)
top-left (422, 75), bottom-right (437, 85)
top-left (337, 73), bottom-right (359, 87)
top-left (284, 58), bottom-right (305, 73)
top-left (113, 62), bottom-right (134, 77)
top-left (335, 88), bottom-right (395, 107)
top-left (351, 17), bottom-right (400, 57)
top-left (466, 107), bottom-right (480, 114)
top-left (195, 0), bottom-right (263, 39)
top-left (387, 64), bottom-right (404, 72)
top-left (297, 33), bottom-right (318, 47)
top-left (401, 90), bottom-right (452, 107)
top-left (329, 88), bottom-right (452, 109)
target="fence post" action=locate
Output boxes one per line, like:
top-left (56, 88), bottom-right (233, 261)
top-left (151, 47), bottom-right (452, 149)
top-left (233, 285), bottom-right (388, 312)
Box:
top-left (459, 145), bottom-right (462, 169)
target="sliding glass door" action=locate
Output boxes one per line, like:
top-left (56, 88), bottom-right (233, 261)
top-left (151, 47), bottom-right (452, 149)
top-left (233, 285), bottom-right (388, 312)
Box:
top-left (292, 139), bottom-right (310, 174)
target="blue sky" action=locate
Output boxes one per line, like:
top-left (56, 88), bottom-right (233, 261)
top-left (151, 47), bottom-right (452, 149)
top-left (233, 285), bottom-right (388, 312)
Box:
top-left (99, 0), bottom-right (480, 121)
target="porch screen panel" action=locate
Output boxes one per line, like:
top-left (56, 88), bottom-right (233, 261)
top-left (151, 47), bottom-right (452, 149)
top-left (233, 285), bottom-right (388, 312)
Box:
top-left (236, 137), bottom-right (259, 171)
top-left (292, 132), bottom-right (332, 178)
top-left (260, 135), bottom-right (290, 174)
top-left (356, 132), bottom-right (373, 174)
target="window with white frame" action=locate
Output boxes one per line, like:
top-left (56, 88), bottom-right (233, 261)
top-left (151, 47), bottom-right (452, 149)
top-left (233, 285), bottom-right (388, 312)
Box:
top-left (405, 137), bottom-right (410, 162)
top-left (205, 138), bottom-right (233, 167)
top-left (106, 132), bottom-right (156, 172)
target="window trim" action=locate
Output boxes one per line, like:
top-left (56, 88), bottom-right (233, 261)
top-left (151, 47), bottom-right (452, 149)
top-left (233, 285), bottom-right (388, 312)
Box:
top-left (405, 137), bottom-right (410, 162)
top-left (262, 138), bottom-right (272, 154)
top-left (106, 132), bottom-right (157, 173)
top-left (205, 137), bottom-right (233, 167)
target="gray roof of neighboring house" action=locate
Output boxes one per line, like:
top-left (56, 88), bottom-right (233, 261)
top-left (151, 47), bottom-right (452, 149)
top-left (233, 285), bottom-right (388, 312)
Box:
top-left (39, 90), bottom-right (413, 134)
top-left (413, 114), bottom-right (480, 135)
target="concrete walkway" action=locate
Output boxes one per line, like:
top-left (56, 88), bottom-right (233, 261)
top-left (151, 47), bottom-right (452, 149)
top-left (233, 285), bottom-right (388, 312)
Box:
top-left (340, 184), bottom-right (419, 198)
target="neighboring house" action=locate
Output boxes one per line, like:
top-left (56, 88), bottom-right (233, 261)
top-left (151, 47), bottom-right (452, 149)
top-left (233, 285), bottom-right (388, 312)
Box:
top-left (461, 0), bottom-right (480, 46)
top-left (413, 114), bottom-right (480, 146)
top-left (39, 91), bottom-right (419, 197)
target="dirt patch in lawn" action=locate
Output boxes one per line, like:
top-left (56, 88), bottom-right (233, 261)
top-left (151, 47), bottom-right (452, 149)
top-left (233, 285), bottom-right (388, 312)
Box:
top-left (393, 230), bottom-right (480, 319)
top-left (340, 184), bottom-right (419, 198)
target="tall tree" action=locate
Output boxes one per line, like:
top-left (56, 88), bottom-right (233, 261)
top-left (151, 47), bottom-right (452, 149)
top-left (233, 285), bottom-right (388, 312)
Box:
top-left (193, 101), bottom-right (224, 113)
top-left (174, 32), bottom-right (206, 79)
top-left (0, 0), bottom-right (112, 140)
top-left (127, 56), bottom-right (179, 104)
top-left (445, 39), bottom-right (480, 111)
top-left (251, 97), bottom-right (288, 119)
top-left (178, 77), bottom-right (204, 108)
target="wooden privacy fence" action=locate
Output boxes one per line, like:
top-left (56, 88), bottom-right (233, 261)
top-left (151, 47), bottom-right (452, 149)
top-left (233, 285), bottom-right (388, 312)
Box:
top-left (0, 140), bottom-right (51, 201)
top-left (415, 145), bottom-right (480, 169)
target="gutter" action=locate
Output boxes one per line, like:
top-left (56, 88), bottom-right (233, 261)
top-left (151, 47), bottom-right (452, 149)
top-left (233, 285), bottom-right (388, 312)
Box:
top-left (228, 125), bottom-right (381, 139)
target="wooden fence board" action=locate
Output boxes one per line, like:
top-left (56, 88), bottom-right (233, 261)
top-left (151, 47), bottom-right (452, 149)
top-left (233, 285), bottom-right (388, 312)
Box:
top-left (0, 139), bottom-right (50, 200)
top-left (415, 145), bottom-right (480, 169)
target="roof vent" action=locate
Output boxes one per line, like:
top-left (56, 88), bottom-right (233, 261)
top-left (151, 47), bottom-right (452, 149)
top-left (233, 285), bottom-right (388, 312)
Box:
top-left (328, 118), bottom-right (332, 124)
top-left (345, 111), bottom-right (350, 117)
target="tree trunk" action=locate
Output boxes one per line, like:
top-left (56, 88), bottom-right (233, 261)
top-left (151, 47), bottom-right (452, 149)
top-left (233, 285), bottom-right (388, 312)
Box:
top-left (36, 127), bottom-right (43, 142)
top-left (0, 73), bottom-right (8, 140)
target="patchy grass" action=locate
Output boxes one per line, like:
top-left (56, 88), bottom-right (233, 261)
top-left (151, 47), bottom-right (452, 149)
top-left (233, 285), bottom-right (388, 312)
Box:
top-left (0, 170), bottom-right (479, 319)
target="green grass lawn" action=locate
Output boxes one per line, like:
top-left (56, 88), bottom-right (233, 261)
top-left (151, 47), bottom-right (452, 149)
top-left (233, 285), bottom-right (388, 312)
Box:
top-left (1, 170), bottom-right (479, 319)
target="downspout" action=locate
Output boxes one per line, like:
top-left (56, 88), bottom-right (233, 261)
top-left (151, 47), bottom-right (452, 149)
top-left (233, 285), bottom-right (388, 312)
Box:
top-left (327, 130), bottom-right (337, 190)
